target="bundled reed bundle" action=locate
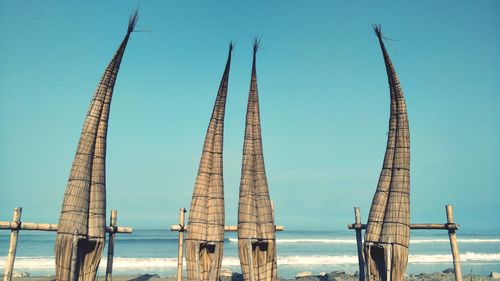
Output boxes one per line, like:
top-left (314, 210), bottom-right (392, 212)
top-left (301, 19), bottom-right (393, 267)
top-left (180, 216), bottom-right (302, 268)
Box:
top-left (185, 43), bottom-right (233, 281)
top-left (364, 25), bottom-right (410, 281)
top-left (237, 39), bottom-right (277, 281)
top-left (55, 11), bottom-right (138, 281)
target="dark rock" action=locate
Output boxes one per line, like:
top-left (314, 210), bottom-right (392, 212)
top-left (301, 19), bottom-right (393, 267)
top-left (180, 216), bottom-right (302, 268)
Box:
top-left (442, 268), bottom-right (455, 274)
top-left (231, 272), bottom-right (244, 281)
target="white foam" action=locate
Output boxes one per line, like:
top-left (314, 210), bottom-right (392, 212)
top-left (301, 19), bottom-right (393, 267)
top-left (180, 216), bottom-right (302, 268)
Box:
top-left (410, 252), bottom-right (500, 263)
top-left (0, 256), bottom-right (54, 269)
top-left (228, 238), bottom-right (500, 244)
top-left (1, 252), bottom-right (499, 270)
top-left (411, 238), bottom-right (500, 244)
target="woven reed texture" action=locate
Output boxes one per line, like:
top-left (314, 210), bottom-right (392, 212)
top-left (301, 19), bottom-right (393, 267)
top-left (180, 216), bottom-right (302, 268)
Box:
top-left (55, 11), bottom-right (138, 281)
top-left (185, 43), bottom-right (232, 281)
top-left (364, 25), bottom-right (410, 281)
top-left (237, 40), bottom-right (277, 281)
top-left (238, 240), bottom-right (277, 281)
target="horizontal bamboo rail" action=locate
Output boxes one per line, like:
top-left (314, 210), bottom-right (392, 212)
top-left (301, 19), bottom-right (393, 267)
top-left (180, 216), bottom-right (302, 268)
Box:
top-left (348, 223), bottom-right (459, 230)
top-left (170, 224), bottom-right (285, 232)
top-left (0, 222), bottom-right (132, 233)
top-left (348, 205), bottom-right (462, 281)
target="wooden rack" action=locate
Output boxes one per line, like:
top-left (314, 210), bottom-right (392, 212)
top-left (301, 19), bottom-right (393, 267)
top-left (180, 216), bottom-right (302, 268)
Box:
top-left (0, 207), bottom-right (133, 281)
top-left (170, 208), bottom-right (285, 281)
top-left (348, 205), bottom-right (462, 281)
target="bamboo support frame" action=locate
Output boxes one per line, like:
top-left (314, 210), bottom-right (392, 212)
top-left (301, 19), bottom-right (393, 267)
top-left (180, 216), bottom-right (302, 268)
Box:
top-left (0, 222), bottom-right (132, 233)
top-left (171, 225), bottom-right (285, 232)
top-left (446, 205), bottom-right (462, 281)
top-left (3, 207), bottom-right (22, 281)
top-left (349, 223), bottom-right (459, 230)
top-left (106, 210), bottom-right (118, 281)
top-left (171, 207), bottom-right (284, 281)
top-left (349, 205), bottom-right (462, 281)
top-left (177, 208), bottom-right (186, 281)
top-left (70, 231), bottom-right (80, 281)
top-left (385, 244), bottom-right (392, 281)
top-left (353, 207), bottom-right (365, 281)
top-left (1, 208), bottom-right (132, 280)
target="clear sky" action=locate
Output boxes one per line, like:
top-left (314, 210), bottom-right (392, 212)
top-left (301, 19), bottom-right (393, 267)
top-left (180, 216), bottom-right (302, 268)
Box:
top-left (1, 1), bottom-right (499, 232)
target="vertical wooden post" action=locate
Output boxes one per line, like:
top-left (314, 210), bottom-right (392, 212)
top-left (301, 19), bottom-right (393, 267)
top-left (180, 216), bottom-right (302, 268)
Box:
top-left (354, 207), bottom-right (365, 281)
top-left (3, 207), bottom-right (22, 281)
top-left (177, 208), bottom-right (186, 281)
top-left (271, 201), bottom-right (276, 233)
top-left (385, 244), bottom-right (392, 281)
top-left (106, 210), bottom-right (117, 281)
top-left (446, 205), bottom-right (462, 281)
top-left (247, 239), bottom-right (255, 281)
top-left (70, 231), bottom-right (79, 281)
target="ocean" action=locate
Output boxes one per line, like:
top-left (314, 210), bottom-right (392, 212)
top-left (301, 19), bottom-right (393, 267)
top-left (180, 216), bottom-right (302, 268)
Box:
top-left (1, 229), bottom-right (499, 278)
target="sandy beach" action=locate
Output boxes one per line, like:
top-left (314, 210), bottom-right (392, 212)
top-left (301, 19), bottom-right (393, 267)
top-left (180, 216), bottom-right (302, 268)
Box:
top-left (8, 269), bottom-right (500, 281)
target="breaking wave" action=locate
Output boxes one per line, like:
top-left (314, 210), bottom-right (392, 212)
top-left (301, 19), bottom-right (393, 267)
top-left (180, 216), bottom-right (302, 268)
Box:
top-left (1, 252), bottom-right (499, 270)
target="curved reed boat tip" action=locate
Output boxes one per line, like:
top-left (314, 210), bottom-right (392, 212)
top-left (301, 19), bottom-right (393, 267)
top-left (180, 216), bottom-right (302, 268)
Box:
top-left (128, 9), bottom-right (139, 34)
top-left (364, 24), bottom-right (410, 281)
top-left (373, 23), bottom-right (383, 39)
top-left (253, 36), bottom-right (261, 56)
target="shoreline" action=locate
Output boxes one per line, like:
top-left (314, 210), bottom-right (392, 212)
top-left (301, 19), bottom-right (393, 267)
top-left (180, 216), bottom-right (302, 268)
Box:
top-left (7, 269), bottom-right (500, 281)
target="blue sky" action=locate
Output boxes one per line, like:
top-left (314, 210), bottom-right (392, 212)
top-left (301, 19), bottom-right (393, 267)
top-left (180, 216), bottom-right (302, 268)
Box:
top-left (1, 1), bottom-right (499, 232)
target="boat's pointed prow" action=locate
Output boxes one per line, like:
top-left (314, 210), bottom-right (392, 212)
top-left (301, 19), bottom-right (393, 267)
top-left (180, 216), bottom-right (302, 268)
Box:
top-left (237, 41), bottom-right (277, 281)
top-left (364, 25), bottom-right (410, 281)
top-left (253, 36), bottom-right (261, 55)
top-left (55, 12), bottom-right (138, 281)
top-left (373, 24), bottom-right (383, 40)
top-left (185, 44), bottom-right (233, 281)
top-left (128, 9), bottom-right (139, 34)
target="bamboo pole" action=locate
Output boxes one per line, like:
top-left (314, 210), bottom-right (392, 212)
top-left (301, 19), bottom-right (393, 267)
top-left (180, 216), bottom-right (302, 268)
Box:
top-left (353, 207), bottom-right (365, 281)
top-left (349, 206), bottom-right (463, 281)
top-left (0, 222), bottom-right (132, 233)
top-left (385, 244), bottom-right (392, 281)
top-left (0, 222), bottom-right (57, 231)
top-left (3, 207), bottom-right (22, 281)
top-left (70, 231), bottom-right (79, 281)
top-left (111, 226), bottom-right (133, 233)
top-left (194, 242), bottom-right (200, 281)
top-left (446, 205), bottom-right (462, 281)
top-left (106, 210), bottom-right (118, 281)
top-left (348, 223), bottom-right (459, 230)
top-left (176, 208), bottom-right (186, 281)
top-left (170, 225), bottom-right (284, 232)
top-left (0, 209), bottom-right (132, 281)
top-left (271, 201), bottom-right (275, 221)
top-left (247, 239), bottom-right (255, 281)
